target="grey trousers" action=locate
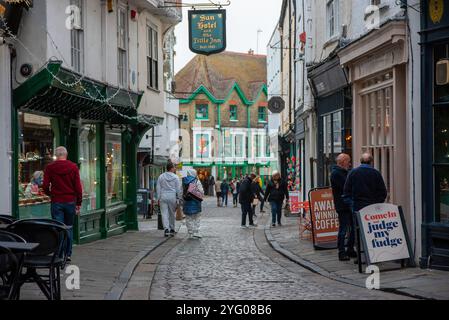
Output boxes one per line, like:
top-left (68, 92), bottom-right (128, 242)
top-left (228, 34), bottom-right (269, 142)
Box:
top-left (160, 194), bottom-right (177, 231)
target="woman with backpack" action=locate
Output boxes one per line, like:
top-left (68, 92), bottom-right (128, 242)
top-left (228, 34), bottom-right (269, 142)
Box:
top-left (182, 168), bottom-right (205, 239)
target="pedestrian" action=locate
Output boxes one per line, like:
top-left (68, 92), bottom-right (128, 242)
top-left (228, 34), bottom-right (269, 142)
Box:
top-left (221, 179), bottom-right (230, 207)
top-left (239, 173), bottom-right (257, 228)
top-left (43, 146), bottom-right (82, 261)
top-left (251, 176), bottom-right (264, 219)
top-left (231, 179), bottom-right (240, 208)
top-left (215, 178), bottom-right (222, 207)
top-left (156, 161), bottom-right (182, 237)
top-left (182, 168), bottom-right (204, 239)
top-left (331, 153), bottom-right (356, 261)
top-left (263, 171), bottom-right (289, 227)
top-left (208, 175), bottom-right (215, 197)
top-left (343, 153), bottom-right (388, 213)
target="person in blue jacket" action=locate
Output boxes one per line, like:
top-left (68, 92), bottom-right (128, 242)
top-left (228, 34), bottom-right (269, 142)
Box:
top-left (182, 168), bottom-right (204, 239)
top-left (343, 153), bottom-right (388, 213)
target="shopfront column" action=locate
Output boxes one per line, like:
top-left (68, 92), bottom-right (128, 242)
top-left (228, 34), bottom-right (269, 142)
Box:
top-left (0, 43), bottom-right (12, 216)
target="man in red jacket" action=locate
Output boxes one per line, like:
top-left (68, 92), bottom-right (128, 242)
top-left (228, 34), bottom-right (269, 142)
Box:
top-left (43, 146), bottom-right (82, 260)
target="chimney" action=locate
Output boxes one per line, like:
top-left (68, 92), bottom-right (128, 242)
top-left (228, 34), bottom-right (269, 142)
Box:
top-left (248, 49), bottom-right (254, 55)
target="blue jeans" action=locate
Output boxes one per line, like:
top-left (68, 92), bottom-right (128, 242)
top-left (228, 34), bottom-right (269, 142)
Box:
top-left (270, 201), bottom-right (283, 225)
top-left (51, 202), bottom-right (76, 257)
top-left (337, 210), bottom-right (355, 255)
top-left (222, 192), bottom-right (228, 206)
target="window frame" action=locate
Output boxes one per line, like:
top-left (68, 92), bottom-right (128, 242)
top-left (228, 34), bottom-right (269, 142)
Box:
top-left (326, 0), bottom-right (339, 39)
top-left (195, 104), bottom-right (209, 120)
top-left (70, 0), bottom-right (84, 73)
top-left (117, 4), bottom-right (128, 88)
top-left (258, 106), bottom-right (267, 123)
top-left (230, 105), bottom-right (238, 121)
top-left (147, 22), bottom-right (159, 90)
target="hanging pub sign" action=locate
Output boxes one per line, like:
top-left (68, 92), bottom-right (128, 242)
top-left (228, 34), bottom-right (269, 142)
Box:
top-left (268, 96), bottom-right (285, 114)
top-left (356, 203), bottom-right (414, 266)
top-left (308, 188), bottom-right (339, 250)
top-left (188, 9), bottom-right (226, 55)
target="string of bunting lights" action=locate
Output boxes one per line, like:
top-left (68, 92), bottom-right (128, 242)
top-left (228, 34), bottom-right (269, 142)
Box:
top-left (1, 15), bottom-right (158, 127)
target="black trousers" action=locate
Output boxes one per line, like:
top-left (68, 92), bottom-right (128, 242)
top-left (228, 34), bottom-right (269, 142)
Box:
top-left (241, 202), bottom-right (254, 226)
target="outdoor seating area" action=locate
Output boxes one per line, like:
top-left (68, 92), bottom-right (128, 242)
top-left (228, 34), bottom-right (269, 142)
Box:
top-left (0, 217), bottom-right (69, 300)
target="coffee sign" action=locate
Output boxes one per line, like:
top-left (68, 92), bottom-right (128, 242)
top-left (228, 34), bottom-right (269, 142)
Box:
top-left (189, 9), bottom-right (226, 55)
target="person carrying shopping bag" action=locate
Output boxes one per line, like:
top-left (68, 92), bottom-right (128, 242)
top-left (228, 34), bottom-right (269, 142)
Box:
top-left (182, 168), bottom-right (205, 239)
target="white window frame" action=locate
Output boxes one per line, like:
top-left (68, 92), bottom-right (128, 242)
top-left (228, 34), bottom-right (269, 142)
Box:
top-left (192, 128), bottom-right (213, 163)
top-left (147, 21), bottom-right (159, 90)
top-left (117, 4), bottom-right (128, 88)
top-left (326, 0), bottom-right (339, 39)
top-left (70, 0), bottom-right (84, 73)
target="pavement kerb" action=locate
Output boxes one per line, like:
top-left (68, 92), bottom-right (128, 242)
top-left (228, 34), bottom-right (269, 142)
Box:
top-left (264, 224), bottom-right (434, 300)
top-left (104, 226), bottom-right (182, 300)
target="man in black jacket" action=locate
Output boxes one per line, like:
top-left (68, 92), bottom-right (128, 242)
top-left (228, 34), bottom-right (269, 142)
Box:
top-left (343, 153), bottom-right (388, 213)
top-left (330, 153), bottom-right (355, 261)
top-left (239, 174), bottom-right (256, 228)
top-left (263, 171), bottom-right (289, 227)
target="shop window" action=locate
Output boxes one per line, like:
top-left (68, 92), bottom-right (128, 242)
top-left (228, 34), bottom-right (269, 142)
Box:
top-left (18, 113), bottom-right (54, 207)
top-left (194, 133), bottom-right (210, 159)
top-left (322, 111), bottom-right (342, 156)
top-left (435, 166), bottom-right (449, 224)
top-left (195, 104), bottom-right (209, 120)
top-left (223, 130), bottom-right (232, 157)
top-left (234, 134), bottom-right (244, 158)
top-left (434, 44), bottom-right (449, 104)
top-left (79, 125), bottom-right (99, 212)
top-left (258, 107), bottom-right (267, 122)
top-left (361, 74), bottom-right (394, 202)
top-left (106, 131), bottom-right (123, 206)
top-left (230, 105), bottom-right (238, 121)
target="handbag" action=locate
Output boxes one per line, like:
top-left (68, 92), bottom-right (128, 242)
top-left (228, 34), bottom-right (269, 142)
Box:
top-left (252, 198), bottom-right (259, 206)
top-left (186, 179), bottom-right (204, 202)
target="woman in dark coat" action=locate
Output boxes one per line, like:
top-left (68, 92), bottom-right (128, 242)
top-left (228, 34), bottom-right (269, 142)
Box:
top-left (263, 171), bottom-right (289, 227)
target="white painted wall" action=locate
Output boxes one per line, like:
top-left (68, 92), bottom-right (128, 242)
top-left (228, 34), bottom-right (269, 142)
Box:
top-left (0, 44), bottom-right (12, 215)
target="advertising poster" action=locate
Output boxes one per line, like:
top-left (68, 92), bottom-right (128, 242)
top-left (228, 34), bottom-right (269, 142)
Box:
top-left (357, 204), bottom-right (411, 264)
top-left (289, 192), bottom-right (301, 214)
top-left (308, 188), bottom-right (339, 249)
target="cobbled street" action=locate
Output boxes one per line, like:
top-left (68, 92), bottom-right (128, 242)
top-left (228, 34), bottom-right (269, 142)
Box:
top-left (148, 198), bottom-right (411, 300)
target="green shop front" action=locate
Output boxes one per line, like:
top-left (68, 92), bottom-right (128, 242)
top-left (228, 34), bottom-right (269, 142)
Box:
top-left (12, 61), bottom-right (155, 244)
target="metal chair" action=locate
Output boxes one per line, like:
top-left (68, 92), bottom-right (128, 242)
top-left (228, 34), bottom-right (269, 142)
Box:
top-left (0, 216), bottom-right (15, 225)
top-left (0, 245), bottom-right (20, 300)
top-left (0, 230), bottom-right (26, 300)
top-left (7, 220), bottom-right (69, 300)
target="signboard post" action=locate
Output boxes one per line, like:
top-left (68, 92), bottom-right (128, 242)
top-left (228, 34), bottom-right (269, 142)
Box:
top-left (308, 188), bottom-right (339, 250)
top-left (355, 203), bottom-right (415, 273)
top-left (188, 9), bottom-right (226, 55)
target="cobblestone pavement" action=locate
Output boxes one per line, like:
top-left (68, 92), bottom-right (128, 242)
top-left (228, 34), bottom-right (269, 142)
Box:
top-left (149, 198), bottom-right (412, 300)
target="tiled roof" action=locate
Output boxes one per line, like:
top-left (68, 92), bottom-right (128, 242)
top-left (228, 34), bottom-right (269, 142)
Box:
top-left (175, 51), bottom-right (267, 102)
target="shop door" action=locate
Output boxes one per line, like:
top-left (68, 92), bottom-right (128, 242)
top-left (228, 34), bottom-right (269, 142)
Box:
top-left (318, 111), bottom-right (343, 187)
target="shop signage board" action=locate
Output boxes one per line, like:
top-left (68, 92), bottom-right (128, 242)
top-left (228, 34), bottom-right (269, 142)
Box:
top-left (189, 9), bottom-right (226, 55)
top-left (356, 203), bottom-right (414, 265)
top-left (289, 192), bottom-right (301, 214)
top-left (308, 188), bottom-right (339, 249)
top-left (268, 96), bottom-right (285, 114)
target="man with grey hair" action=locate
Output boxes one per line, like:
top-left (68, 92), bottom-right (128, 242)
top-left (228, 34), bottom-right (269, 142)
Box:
top-left (331, 153), bottom-right (355, 261)
top-left (343, 152), bottom-right (388, 213)
top-left (43, 146), bottom-right (83, 261)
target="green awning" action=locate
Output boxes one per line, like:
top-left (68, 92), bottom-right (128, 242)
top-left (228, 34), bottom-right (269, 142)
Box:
top-left (12, 60), bottom-right (158, 126)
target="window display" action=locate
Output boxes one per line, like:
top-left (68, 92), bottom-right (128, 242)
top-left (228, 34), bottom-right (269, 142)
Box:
top-left (106, 131), bottom-right (123, 206)
top-left (18, 113), bottom-right (54, 207)
top-left (79, 125), bottom-right (99, 212)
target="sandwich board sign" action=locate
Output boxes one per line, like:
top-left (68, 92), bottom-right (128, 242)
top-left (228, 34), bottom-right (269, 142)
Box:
top-left (308, 188), bottom-right (339, 249)
top-left (189, 9), bottom-right (226, 55)
top-left (356, 203), bottom-right (414, 266)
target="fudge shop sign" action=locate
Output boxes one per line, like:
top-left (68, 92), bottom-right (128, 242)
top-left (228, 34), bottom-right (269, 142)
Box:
top-left (189, 9), bottom-right (226, 55)
top-left (357, 204), bottom-right (413, 264)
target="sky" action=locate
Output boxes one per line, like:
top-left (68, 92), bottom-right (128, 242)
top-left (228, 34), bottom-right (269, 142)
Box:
top-left (174, 0), bottom-right (283, 73)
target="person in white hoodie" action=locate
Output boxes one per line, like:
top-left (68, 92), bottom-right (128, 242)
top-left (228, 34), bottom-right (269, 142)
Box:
top-left (156, 161), bottom-right (182, 237)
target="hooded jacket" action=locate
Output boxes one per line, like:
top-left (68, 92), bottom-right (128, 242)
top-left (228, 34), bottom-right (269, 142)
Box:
top-left (43, 160), bottom-right (83, 206)
top-left (156, 172), bottom-right (182, 200)
top-left (264, 179), bottom-right (289, 203)
top-left (182, 175), bottom-right (203, 215)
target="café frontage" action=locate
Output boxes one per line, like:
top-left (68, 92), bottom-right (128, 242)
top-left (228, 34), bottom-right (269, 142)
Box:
top-left (12, 61), bottom-right (157, 244)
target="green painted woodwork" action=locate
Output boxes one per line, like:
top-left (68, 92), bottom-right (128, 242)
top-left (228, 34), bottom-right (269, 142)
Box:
top-left (179, 82), bottom-right (268, 107)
